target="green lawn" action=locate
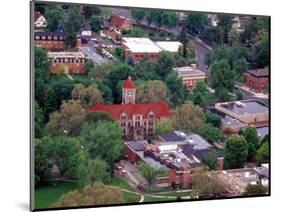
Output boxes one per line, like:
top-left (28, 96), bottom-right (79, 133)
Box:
top-left (110, 176), bottom-right (135, 191)
top-left (143, 195), bottom-right (177, 202)
top-left (35, 181), bottom-right (78, 209)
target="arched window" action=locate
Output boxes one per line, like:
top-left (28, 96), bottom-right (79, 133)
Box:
top-left (120, 112), bottom-right (127, 120)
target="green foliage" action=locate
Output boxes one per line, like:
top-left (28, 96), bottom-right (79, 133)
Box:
top-left (85, 111), bottom-right (113, 124)
top-left (243, 184), bottom-right (268, 196)
top-left (90, 15), bottom-right (102, 32)
top-left (132, 60), bottom-right (161, 81)
top-left (145, 10), bottom-right (179, 29)
top-left (67, 5), bottom-right (84, 32)
top-left (202, 153), bottom-right (217, 170)
top-left (35, 136), bottom-right (80, 185)
top-left (126, 27), bottom-right (149, 37)
top-left (65, 22), bottom-right (77, 48)
top-left (139, 162), bottom-right (167, 188)
top-left (155, 119), bottom-right (173, 136)
top-left (157, 51), bottom-right (176, 78)
top-left (131, 9), bottom-right (146, 23)
top-left (35, 101), bottom-right (44, 138)
top-left (44, 86), bottom-right (57, 122)
top-left (172, 101), bottom-right (206, 132)
top-left (165, 72), bottom-right (187, 107)
top-left (256, 141), bottom-right (269, 163)
top-left (210, 59), bottom-right (235, 94)
top-left (242, 126), bottom-right (259, 160)
top-left (206, 114), bottom-right (221, 128)
top-left (51, 182), bottom-right (124, 208)
top-left (76, 152), bottom-right (111, 188)
top-left (255, 34), bottom-right (269, 68)
top-left (217, 15), bottom-right (234, 44)
top-left (199, 124), bottom-right (224, 143)
top-left (45, 7), bottom-right (64, 32)
top-left (185, 13), bottom-right (208, 34)
top-left (45, 100), bottom-right (86, 136)
top-left (233, 58), bottom-right (249, 81)
top-left (80, 121), bottom-right (123, 176)
top-left (224, 134), bottom-right (248, 169)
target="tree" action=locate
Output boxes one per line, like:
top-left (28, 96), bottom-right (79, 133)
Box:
top-left (157, 51), bottom-right (176, 78)
top-left (210, 60), bottom-right (235, 94)
top-left (85, 111), bottom-right (113, 124)
top-left (80, 121), bottom-right (123, 176)
top-left (65, 22), bottom-right (77, 48)
top-left (228, 25), bottom-right (240, 46)
top-left (76, 151), bottom-right (111, 188)
top-left (193, 92), bottom-right (205, 107)
top-left (243, 184), bottom-right (268, 196)
top-left (46, 100), bottom-right (86, 136)
top-left (242, 126), bottom-right (260, 160)
top-left (217, 15), bottom-right (234, 44)
top-left (132, 60), bottom-right (160, 81)
top-left (191, 168), bottom-right (226, 197)
top-left (71, 83), bottom-right (104, 106)
top-left (67, 5), bottom-right (84, 32)
top-left (233, 58), bottom-right (249, 81)
top-left (172, 101), bottom-right (206, 132)
top-left (202, 153), bottom-right (217, 170)
top-left (45, 7), bottom-right (64, 32)
top-left (206, 114), bottom-right (221, 128)
top-left (185, 13), bottom-right (208, 34)
top-left (155, 120), bottom-right (173, 136)
top-left (88, 62), bottom-right (114, 80)
top-left (35, 101), bottom-right (44, 138)
top-left (255, 34), bottom-right (269, 68)
top-left (44, 86), bottom-right (57, 121)
top-left (165, 72), bottom-right (187, 107)
top-left (139, 162), bottom-right (167, 189)
top-left (199, 124), bottom-right (224, 144)
top-left (52, 182), bottom-right (124, 207)
top-left (90, 15), bottom-right (102, 32)
top-left (35, 136), bottom-right (80, 185)
top-left (193, 81), bottom-right (208, 96)
top-left (83, 6), bottom-right (101, 19)
top-left (131, 9), bottom-right (146, 23)
top-left (256, 141), bottom-right (269, 163)
top-left (240, 21), bottom-right (259, 47)
top-left (224, 134), bottom-right (248, 169)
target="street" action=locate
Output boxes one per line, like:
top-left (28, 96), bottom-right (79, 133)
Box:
top-left (79, 46), bottom-right (107, 64)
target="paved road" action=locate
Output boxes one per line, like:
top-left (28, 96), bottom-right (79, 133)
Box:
top-left (79, 46), bottom-right (107, 64)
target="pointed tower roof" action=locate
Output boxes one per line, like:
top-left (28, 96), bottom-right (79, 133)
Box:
top-left (123, 76), bottom-right (135, 89)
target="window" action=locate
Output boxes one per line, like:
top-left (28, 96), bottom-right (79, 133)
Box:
top-left (47, 36), bottom-right (52, 40)
top-left (41, 36), bottom-right (46, 40)
top-left (120, 113), bottom-right (127, 120)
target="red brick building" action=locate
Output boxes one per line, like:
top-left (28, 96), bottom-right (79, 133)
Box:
top-left (89, 77), bottom-right (171, 139)
top-left (34, 32), bottom-right (65, 50)
top-left (108, 15), bottom-right (133, 31)
top-left (243, 67), bottom-right (269, 93)
top-left (47, 52), bottom-right (86, 74)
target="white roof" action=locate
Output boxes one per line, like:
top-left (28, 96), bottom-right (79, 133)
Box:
top-left (155, 41), bottom-right (182, 52)
top-left (173, 66), bottom-right (206, 77)
top-left (122, 37), bottom-right (162, 53)
top-left (81, 31), bottom-right (92, 36)
top-left (47, 51), bottom-right (85, 59)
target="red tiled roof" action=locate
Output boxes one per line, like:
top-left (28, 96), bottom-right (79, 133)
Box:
top-left (109, 15), bottom-right (132, 29)
top-left (34, 11), bottom-right (46, 22)
top-left (89, 101), bottom-right (171, 120)
top-left (123, 76), bottom-right (135, 89)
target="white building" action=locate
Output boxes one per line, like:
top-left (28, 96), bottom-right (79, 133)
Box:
top-left (34, 12), bottom-right (47, 28)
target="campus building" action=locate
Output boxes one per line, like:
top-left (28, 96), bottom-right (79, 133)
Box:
top-left (47, 51), bottom-right (86, 74)
top-left (243, 67), bottom-right (269, 93)
top-left (108, 15), bottom-right (133, 31)
top-left (89, 77), bottom-right (171, 140)
top-left (121, 37), bottom-right (183, 62)
top-left (173, 65), bottom-right (206, 90)
top-left (215, 100), bottom-right (269, 128)
top-left (124, 131), bottom-right (222, 188)
top-left (34, 31), bottom-right (65, 50)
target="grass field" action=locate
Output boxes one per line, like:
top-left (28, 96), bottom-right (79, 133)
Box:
top-left (35, 181), bottom-right (78, 209)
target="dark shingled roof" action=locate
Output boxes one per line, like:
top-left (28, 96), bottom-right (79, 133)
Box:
top-left (127, 141), bottom-right (145, 151)
top-left (34, 31), bottom-right (66, 38)
top-left (247, 67), bottom-right (269, 77)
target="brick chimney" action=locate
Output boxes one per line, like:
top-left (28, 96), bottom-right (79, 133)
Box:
top-left (216, 157), bottom-right (224, 170)
top-left (190, 63), bottom-right (197, 69)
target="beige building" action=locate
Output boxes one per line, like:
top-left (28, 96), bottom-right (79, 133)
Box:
top-left (173, 65), bottom-right (206, 90)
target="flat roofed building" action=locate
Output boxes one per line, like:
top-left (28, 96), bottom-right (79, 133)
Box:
top-left (173, 65), bottom-right (206, 90)
top-left (121, 37), bottom-right (182, 62)
top-left (34, 31), bottom-right (65, 50)
top-left (244, 67), bottom-right (269, 93)
top-left (47, 51), bottom-right (86, 74)
top-left (215, 100), bottom-right (269, 127)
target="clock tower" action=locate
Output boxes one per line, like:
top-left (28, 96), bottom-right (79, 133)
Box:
top-left (122, 76), bottom-right (136, 104)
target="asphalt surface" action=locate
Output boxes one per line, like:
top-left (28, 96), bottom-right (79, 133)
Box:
top-left (79, 46), bottom-right (107, 64)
